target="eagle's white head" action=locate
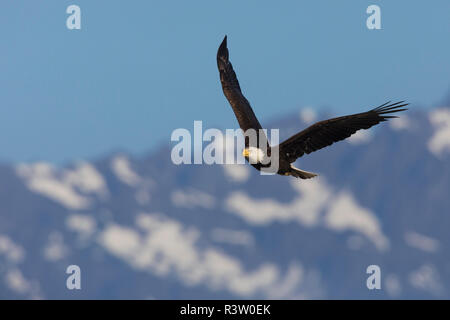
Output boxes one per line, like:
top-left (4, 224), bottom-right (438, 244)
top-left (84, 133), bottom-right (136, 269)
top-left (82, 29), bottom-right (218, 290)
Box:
top-left (242, 147), bottom-right (265, 164)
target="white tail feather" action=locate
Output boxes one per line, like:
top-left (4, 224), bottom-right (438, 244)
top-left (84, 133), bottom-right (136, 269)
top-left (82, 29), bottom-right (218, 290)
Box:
top-left (289, 165), bottom-right (318, 179)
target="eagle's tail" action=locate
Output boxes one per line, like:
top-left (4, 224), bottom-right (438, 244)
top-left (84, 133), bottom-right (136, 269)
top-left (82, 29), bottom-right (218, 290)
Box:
top-left (289, 165), bottom-right (318, 179)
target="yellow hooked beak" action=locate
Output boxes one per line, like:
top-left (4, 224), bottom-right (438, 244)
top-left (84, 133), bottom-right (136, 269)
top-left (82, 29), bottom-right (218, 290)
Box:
top-left (242, 149), bottom-right (250, 157)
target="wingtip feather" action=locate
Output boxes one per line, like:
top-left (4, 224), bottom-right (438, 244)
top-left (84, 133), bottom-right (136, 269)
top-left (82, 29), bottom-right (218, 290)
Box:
top-left (217, 35), bottom-right (229, 69)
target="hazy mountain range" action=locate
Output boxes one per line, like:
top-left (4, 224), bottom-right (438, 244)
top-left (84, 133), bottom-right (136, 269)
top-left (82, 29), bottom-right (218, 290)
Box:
top-left (1, 105), bottom-right (450, 299)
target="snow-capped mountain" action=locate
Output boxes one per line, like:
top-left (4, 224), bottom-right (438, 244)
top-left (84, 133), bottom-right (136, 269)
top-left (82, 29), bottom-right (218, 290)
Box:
top-left (1, 106), bottom-right (450, 299)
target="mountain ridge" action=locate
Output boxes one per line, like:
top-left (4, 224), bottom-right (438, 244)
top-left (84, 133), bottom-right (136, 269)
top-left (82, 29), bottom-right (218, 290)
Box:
top-left (0, 106), bottom-right (449, 299)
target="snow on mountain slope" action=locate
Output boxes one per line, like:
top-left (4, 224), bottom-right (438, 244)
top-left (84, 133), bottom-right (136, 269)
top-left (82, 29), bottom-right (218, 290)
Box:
top-left (15, 162), bottom-right (107, 210)
top-left (98, 213), bottom-right (322, 299)
top-left (428, 108), bottom-right (450, 157)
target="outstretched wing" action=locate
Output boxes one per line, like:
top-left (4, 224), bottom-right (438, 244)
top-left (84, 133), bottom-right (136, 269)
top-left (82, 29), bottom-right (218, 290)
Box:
top-left (279, 101), bottom-right (408, 163)
top-left (217, 36), bottom-right (263, 132)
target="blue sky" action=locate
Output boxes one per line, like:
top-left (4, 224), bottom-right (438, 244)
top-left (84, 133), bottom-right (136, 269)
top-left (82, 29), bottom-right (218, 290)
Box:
top-left (0, 1), bottom-right (449, 164)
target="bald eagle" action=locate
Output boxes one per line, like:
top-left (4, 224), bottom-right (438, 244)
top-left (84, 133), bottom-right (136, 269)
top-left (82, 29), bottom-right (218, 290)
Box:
top-left (217, 36), bottom-right (408, 179)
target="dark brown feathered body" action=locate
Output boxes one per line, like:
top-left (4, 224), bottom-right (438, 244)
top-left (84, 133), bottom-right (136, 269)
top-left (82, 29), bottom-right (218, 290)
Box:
top-left (216, 36), bottom-right (408, 179)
